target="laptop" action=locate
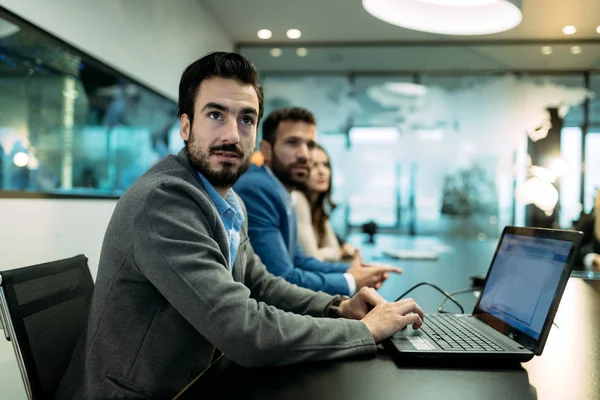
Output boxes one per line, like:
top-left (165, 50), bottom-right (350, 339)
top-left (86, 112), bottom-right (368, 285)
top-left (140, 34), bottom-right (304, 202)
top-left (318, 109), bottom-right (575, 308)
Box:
top-left (385, 226), bottom-right (583, 363)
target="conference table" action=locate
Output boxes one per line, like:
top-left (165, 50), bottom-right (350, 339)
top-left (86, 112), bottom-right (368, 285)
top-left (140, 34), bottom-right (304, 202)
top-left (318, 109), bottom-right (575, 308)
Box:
top-left (176, 235), bottom-right (600, 400)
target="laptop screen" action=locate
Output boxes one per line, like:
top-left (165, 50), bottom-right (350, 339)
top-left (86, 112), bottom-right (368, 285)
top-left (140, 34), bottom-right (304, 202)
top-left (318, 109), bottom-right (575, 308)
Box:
top-left (477, 233), bottom-right (573, 340)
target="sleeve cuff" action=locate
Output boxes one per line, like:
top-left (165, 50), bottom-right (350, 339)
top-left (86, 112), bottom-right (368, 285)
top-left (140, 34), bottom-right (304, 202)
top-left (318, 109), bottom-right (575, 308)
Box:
top-left (343, 273), bottom-right (357, 296)
top-left (583, 253), bottom-right (599, 268)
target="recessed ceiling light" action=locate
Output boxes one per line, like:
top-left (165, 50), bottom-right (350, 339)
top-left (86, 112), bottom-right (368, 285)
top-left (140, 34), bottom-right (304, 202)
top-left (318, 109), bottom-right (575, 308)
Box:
top-left (562, 25), bottom-right (576, 35)
top-left (570, 45), bottom-right (582, 54)
top-left (270, 48), bottom-right (282, 57)
top-left (286, 29), bottom-right (302, 39)
top-left (296, 48), bottom-right (308, 57)
top-left (540, 46), bottom-right (553, 55)
top-left (257, 29), bottom-right (272, 39)
top-left (596, 26), bottom-right (600, 34)
top-left (362, 0), bottom-right (522, 35)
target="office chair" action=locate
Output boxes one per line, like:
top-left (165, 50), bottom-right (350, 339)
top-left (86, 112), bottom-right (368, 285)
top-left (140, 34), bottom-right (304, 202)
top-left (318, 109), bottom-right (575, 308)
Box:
top-left (0, 255), bottom-right (94, 400)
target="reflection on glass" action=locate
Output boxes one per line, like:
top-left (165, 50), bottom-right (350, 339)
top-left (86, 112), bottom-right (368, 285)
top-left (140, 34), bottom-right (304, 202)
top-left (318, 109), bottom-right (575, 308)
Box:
top-left (584, 133), bottom-right (600, 213)
top-left (261, 72), bottom-right (592, 237)
top-left (0, 13), bottom-right (177, 197)
top-left (559, 127), bottom-right (582, 227)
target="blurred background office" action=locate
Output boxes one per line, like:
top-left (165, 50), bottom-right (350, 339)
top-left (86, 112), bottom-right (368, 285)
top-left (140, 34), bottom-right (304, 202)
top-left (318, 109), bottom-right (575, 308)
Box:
top-left (3, 1), bottom-right (598, 267)
top-left (1, 1), bottom-right (600, 397)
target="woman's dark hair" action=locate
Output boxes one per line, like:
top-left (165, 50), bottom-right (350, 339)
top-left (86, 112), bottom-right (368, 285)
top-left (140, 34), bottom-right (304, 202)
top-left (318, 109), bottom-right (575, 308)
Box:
top-left (177, 51), bottom-right (264, 129)
top-left (302, 144), bottom-right (336, 246)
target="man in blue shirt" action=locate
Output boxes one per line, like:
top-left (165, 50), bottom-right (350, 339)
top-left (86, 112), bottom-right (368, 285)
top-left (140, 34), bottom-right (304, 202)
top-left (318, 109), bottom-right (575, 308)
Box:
top-left (234, 107), bottom-right (402, 295)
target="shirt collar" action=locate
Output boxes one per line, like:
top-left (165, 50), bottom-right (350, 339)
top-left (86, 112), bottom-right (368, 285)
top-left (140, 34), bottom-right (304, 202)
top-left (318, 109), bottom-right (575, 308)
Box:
top-left (197, 172), bottom-right (245, 226)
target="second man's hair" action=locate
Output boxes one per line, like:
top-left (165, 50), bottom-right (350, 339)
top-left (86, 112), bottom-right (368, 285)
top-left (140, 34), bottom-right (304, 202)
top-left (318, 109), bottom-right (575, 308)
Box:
top-left (261, 107), bottom-right (316, 144)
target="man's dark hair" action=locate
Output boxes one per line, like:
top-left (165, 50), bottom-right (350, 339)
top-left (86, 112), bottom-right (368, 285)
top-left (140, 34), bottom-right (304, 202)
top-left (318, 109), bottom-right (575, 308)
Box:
top-left (177, 52), bottom-right (264, 126)
top-left (261, 107), bottom-right (316, 145)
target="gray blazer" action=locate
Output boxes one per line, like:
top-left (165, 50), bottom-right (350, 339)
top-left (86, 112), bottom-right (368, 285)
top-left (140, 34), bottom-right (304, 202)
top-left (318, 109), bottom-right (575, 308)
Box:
top-left (56, 150), bottom-right (376, 399)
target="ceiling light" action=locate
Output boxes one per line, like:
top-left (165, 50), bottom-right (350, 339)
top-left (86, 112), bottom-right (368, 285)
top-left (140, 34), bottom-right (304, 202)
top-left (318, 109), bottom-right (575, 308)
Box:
top-left (562, 25), bottom-right (576, 35)
top-left (257, 29), bottom-right (272, 39)
top-left (270, 48), bottom-right (282, 57)
top-left (286, 29), bottom-right (302, 39)
top-left (596, 26), bottom-right (600, 34)
top-left (383, 82), bottom-right (427, 96)
top-left (362, 0), bottom-right (523, 36)
top-left (570, 45), bottom-right (582, 54)
top-left (540, 46), bottom-right (553, 55)
top-left (296, 48), bottom-right (308, 57)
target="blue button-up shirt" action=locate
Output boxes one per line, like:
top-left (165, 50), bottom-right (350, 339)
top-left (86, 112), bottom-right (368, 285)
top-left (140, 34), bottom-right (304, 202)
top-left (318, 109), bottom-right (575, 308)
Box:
top-left (198, 173), bottom-right (245, 271)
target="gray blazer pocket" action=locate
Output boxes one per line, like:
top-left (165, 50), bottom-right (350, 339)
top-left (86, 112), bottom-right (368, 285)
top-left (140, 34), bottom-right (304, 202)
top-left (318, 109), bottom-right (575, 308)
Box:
top-left (102, 375), bottom-right (153, 399)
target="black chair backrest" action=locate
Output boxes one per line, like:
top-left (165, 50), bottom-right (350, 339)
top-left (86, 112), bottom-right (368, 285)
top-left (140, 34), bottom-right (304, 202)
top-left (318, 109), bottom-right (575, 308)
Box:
top-left (0, 255), bottom-right (94, 399)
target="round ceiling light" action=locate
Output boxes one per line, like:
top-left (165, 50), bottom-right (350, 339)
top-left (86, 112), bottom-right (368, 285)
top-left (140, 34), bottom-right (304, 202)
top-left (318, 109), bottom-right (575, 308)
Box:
top-left (362, 0), bottom-right (523, 35)
top-left (286, 29), bottom-right (302, 39)
top-left (270, 48), bottom-right (282, 57)
top-left (562, 25), bottom-right (576, 35)
top-left (257, 29), bottom-right (272, 39)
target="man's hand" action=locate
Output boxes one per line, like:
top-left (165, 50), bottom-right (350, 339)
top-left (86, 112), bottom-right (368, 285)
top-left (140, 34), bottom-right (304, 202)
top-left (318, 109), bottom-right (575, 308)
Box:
top-left (346, 250), bottom-right (403, 290)
top-left (340, 243), bottom-right (357, 259)
top-left (338, 287), bottom-right (387, 320)
top-left (361, 298), bottom-right (424, 343)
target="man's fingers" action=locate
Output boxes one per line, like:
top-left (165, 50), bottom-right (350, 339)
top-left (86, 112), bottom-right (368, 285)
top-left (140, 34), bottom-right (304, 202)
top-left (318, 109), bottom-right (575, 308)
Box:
top-left (367, 265), bottom-right (403, 275)
top-left (400, 313), bottom-right (423, 330)
top-left (358, 287), bottom-right (387, 306)
top-left (397, 300), bottom-right (425, 320)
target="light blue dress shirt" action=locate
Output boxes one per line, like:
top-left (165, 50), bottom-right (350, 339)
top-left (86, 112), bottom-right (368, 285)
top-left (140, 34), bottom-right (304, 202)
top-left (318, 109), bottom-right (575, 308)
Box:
top-left (198, 173), bottom-right (245, 271)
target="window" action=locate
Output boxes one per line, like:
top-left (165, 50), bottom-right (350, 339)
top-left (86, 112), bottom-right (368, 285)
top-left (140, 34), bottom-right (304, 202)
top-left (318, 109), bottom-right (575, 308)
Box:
top-left (0, 11), bottom-right (177, 197)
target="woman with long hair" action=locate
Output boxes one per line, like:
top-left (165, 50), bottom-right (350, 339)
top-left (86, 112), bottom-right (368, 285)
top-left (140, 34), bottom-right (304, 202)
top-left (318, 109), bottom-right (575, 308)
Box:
top-left (295, 144), bottom-right (356, 261)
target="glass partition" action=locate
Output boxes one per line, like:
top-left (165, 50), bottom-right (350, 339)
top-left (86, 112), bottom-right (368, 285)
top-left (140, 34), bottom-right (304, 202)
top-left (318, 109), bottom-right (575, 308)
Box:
top-left (0, 10), bottom-right (177, 197)
top-left (259, 70), bottom-right (595, 237)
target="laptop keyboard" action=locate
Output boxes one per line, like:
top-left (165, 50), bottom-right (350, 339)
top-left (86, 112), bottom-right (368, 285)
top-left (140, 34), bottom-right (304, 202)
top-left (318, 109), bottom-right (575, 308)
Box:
top-left (420, 314), bottom-right (504, 352)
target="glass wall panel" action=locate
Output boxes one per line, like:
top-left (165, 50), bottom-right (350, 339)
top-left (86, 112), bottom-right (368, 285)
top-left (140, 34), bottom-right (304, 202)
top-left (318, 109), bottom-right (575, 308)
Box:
top-left (261, 72), bottom-right (591, 237)
top-left (0, 12), bottom-right (177, 197)
top-left (584, 132), bottom-right (600, 213)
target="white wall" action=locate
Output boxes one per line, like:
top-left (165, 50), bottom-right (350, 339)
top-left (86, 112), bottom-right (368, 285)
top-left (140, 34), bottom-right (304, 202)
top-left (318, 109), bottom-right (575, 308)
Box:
top-left (0, 199), bottom-right (117, 276)
top-left (0, 0), bottom-right (234, 99)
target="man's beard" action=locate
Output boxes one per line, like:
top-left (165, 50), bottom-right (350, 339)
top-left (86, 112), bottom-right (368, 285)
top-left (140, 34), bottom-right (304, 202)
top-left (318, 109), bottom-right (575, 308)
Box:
top-left (188, 139), bottom-right (251, 189)
top-left (270, 152), bottom-right (309, 189)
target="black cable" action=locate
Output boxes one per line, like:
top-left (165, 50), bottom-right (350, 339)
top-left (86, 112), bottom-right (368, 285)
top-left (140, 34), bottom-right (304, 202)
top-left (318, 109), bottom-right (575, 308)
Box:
top-left (394, 282), bottom-right (465, 314)
top-left (437, 287), bottom-right (482, 313)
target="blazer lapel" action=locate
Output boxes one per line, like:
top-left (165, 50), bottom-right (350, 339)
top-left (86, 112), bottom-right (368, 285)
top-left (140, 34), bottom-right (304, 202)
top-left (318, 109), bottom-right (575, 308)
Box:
top-left (176, 148), bottom-right (231, 269)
